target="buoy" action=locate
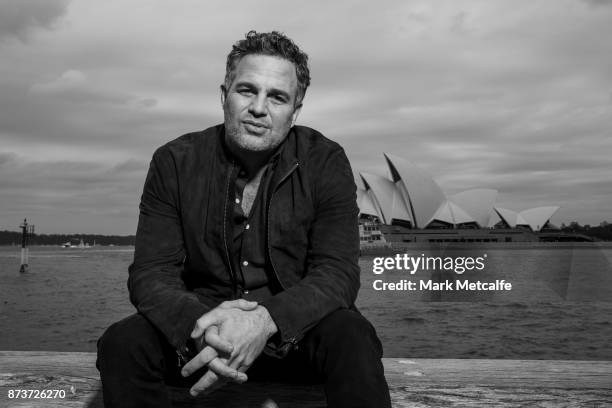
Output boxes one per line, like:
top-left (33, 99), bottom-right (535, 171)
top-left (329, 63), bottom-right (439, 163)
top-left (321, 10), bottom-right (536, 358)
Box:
top-left (19, 218), bottom-right (34, 274)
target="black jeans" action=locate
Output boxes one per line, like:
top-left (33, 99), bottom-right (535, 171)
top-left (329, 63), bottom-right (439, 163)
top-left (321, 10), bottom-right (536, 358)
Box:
top-left (97, 309), bottom-right (391, 408)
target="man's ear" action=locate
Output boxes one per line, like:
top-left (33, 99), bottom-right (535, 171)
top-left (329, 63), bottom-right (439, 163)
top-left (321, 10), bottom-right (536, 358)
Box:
top-left (220, 84), bottom-right (227, 106)
top-left (291, 104), bottom-right (302, 127)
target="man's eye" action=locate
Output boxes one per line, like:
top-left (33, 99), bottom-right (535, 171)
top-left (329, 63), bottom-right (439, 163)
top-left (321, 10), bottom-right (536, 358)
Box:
top-left (270, 95), bottom-right (287, 104)
top-left (238, 88), bottom-right (253, 95)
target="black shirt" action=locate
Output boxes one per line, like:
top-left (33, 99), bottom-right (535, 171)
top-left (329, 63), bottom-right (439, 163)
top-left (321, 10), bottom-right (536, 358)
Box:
top-left (227, 157), bottom-right (280, 302)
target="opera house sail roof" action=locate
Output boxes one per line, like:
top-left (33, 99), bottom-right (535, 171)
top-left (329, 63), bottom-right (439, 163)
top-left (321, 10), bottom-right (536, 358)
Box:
top-left (494, 206), bottom-right (560, 231)
top-left (357, 155), bottom-right (559, 232)
top-left (360, 172), bottom-right (412, 225)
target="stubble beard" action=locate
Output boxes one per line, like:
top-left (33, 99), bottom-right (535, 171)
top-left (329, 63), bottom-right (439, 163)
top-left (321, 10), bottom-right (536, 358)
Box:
top-left (225, 123), bottom-right (274, 153)
top-left (224, 115), bottom-right (292, 154)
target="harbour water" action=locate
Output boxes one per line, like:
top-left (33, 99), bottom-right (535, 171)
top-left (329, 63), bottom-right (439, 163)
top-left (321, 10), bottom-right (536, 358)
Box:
top-left (1, 244), bottom-right (611, 360)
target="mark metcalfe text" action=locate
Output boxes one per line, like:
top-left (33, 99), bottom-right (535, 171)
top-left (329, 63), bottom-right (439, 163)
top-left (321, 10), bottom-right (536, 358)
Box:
top-left (371, 253), bottom-right (513, 292)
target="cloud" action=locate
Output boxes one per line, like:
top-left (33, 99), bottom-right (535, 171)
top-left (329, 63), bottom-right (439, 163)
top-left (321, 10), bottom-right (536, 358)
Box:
top-left (0, 151), bottom-right (18, 166)
top-left (30, 69), bottom-right (86, 93)
top-left (581, 0), bottom-right (612, 6)
top-left (1, 0), bottom-right (611, 232)
top-left (0, 153), bottom-right (147, 234)
top-left (29, 69), bottom-right (132, 105)
top-left (0, 0), bottom-right (70, 42)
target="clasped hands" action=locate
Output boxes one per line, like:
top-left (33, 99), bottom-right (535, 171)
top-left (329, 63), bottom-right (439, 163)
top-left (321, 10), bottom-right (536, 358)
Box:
top-left (180, 299), bottom-right (278, 396)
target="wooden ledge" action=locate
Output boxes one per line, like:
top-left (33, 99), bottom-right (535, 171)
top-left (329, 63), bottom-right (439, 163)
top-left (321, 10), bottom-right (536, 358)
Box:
top-left (1, 351), bottom-right (611, 407)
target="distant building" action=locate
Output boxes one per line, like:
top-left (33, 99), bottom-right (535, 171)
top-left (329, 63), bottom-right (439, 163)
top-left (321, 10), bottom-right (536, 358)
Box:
top-left (356, 155), bottom-right (589, 243)
top-left (358, 217), bottom-right (386, 246)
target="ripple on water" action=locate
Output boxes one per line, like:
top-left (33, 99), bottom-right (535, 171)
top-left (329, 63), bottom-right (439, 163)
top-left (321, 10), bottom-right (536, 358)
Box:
top-left (2, 246), bottom-right (612, 358)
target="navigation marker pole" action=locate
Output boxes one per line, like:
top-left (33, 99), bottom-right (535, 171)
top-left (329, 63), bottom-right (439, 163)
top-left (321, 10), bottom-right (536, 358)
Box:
top-left (19, 218), bottom-right (34, 273)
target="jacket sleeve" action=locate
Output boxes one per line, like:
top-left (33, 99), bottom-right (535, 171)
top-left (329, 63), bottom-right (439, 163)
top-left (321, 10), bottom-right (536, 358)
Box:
top-left (261, 146), bottom-right (360, 352)
top-left (128, 146), bottom-right (210, 352)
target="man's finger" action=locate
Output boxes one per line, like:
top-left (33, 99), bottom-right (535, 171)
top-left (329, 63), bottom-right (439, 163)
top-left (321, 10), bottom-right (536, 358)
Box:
top-left (181, 346), bottom-right (217, 377)
top-left (261, 399), bottom-right (280, 408)
top-left (194, 375), bottom-right (226, 396)
top-left (191, 310), bottom-right (222, 338)
top-left (190, 369), bottom-right (220, 396)
top-left (208, 358), bottom-right (248, 383)
top-left (204, 326), bottom-right (233, 355)
top-left (191, 300), bottom-right (257, 338)
top-left (219, 299), bottom-right (258, 310)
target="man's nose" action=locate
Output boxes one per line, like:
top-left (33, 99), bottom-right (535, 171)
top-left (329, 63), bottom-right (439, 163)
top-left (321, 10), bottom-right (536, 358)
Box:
top-left (248, 94), bottom-right (267, 117)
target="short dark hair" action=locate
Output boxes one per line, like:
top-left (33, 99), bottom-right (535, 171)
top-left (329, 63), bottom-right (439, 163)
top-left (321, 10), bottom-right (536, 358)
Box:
top-left (225, 30), bottom-right (311, 105)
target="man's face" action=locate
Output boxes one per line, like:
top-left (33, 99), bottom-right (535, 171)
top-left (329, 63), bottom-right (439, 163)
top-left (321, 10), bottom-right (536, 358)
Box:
top-left (222, 54), bottom-right (301, 154)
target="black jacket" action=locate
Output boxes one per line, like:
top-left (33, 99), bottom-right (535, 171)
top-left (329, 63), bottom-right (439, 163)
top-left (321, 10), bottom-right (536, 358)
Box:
top-left (128, 124), bottom-right (360, 355)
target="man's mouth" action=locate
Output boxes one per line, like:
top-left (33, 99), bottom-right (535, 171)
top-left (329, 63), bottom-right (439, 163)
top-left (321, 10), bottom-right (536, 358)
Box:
top-left (243, 120), bottom-right (269, 135)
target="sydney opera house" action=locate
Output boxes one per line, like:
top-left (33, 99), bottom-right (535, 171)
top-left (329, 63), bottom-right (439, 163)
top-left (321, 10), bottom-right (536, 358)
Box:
top-left (356, 154), bottom-right (586, 244)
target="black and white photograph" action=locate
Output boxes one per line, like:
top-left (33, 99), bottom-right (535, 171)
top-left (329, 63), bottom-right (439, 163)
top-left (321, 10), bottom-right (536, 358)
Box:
top-left (1, 1), bottom-right (611, 407)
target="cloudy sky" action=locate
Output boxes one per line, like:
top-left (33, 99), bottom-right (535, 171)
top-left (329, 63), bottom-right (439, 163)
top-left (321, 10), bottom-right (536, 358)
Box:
top-left (1, 0), bottom-right (611, 235)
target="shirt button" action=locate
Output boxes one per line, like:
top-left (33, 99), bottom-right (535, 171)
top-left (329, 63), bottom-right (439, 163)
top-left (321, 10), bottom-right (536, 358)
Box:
top-left (243, 260), bottom-right (249, 266)
top-left (245, 224), bottom-right (250, 230)
top-left (235, 198), bottom-right (240, 204)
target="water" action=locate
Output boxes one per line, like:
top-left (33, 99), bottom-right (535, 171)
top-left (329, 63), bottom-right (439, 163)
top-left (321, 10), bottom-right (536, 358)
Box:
top-left (0, 246), bottom-right (134, 352)
top-left (1, 244), bottom-right (611, 360)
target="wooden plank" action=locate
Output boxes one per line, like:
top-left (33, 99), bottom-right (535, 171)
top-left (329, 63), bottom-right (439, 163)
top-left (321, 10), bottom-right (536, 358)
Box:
top-left (384, 358), bottom-right (612, 387)
top-left (1, 351), bottom-right (611, 407)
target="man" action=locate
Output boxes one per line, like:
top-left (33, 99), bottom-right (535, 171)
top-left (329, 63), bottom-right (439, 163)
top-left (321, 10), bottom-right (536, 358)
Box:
top-left (97, 30), bottom-right (391, 408)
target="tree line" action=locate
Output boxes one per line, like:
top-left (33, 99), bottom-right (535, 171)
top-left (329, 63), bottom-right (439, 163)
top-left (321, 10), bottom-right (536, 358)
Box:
top-left (1, 220), bottom-right (610, 246)
top-left (559, 221), bottom-right (612, 241)
top-left (0, 230), bottom-right (135, 246)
